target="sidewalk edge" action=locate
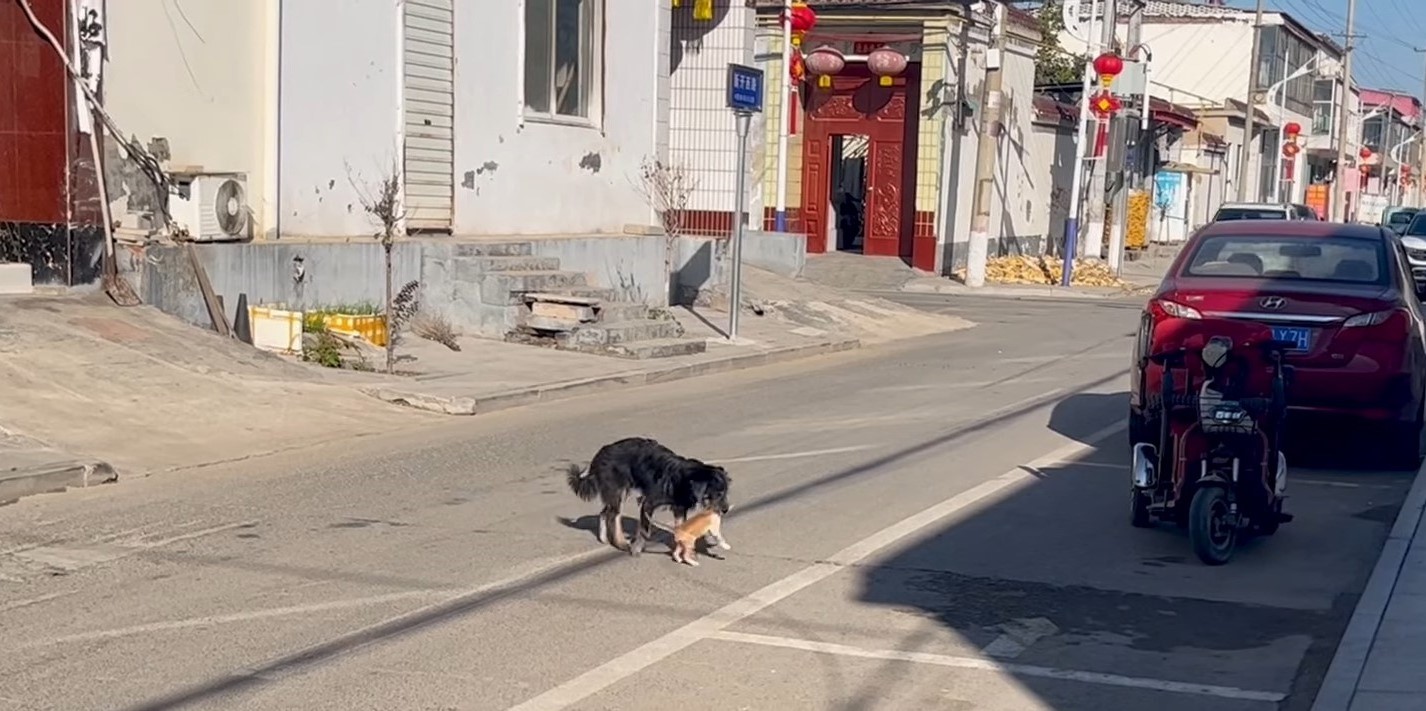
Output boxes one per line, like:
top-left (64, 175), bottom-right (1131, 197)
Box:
top-left (363, 338), bottom-right (862, 417)
top-left (1310, 455), bottom-right (1426, 711)
top-left (0, 460), bottom-right (119, 506)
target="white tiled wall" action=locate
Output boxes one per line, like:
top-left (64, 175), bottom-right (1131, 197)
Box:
top-left (668, 5), bottom-right (758, 218)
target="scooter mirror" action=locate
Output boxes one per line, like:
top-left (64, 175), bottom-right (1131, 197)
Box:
top-left (1202, 336), bottom-right (1232, 369)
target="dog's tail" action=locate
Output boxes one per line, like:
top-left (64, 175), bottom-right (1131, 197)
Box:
top-left (566, 463), bottom-right (600, 501)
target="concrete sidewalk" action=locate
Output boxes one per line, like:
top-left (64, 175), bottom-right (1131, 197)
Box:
top-left (365, 271), bottom-right (975, 416)
top-left (1313, 457), bottom-right (1426, 710)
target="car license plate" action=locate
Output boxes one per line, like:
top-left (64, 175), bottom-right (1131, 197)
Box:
top-left (1271, 326), bottom-right (1312, 351)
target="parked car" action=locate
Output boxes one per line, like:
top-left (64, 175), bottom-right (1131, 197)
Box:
top-left (1398, 212), bottom-right (1426, 289)
top-left (1130, 221), bottom-right (1426, 467)
top-left (1383, 206), bottom-right (1419, 235)
top-left (1210, 202), bottom-right (1321, 222)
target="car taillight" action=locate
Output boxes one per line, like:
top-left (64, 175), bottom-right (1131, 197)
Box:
top-left (1342, 308), bottom-right (1409, 335)
top-left (1150, 299), bottom-right (1202, 320)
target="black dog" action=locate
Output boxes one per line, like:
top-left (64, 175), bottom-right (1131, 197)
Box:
top-left (566, 437), bottom-right (732, 556)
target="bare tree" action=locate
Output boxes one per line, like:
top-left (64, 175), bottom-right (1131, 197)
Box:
top-left (634, 156), bottom-right (698, 301)
top-left (348, 158), bottom-right (406, 374)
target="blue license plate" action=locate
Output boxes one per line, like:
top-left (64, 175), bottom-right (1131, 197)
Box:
top-left (1271, 326), bottom-right (1312, 351)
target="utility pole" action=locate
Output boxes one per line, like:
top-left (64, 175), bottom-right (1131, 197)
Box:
top-left (1332, 0), bottom-right (1357, 222)
top-left (1236, 0), bottom-right (1266, 201)
top-left (1106, 2), bottom-right (1143, 275)
top-left (965, 0), bottom-right (1006, 288)
top-left (1083, 0), bottom-right (1118, 259)
top-left (1418, 48), bottom-right (1426, 208)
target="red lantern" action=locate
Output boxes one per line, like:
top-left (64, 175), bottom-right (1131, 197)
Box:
top-left (1361, 147), bottom-right (1374, 160)
top-left (804, 46), bottom-right (846, 89)
top-left (1282, 142), bottom-right (1301, 158)
top-left (1404, 166), bottom-right (1413, 177)
top-left (786, 2), bottom-right (817, 47)
top-left (867, 47), bottom-right (908, 87)
top-left (1093, 52), bottom-right (1124, 88)
top-left (1283, 122), bottom-right (1302, 137)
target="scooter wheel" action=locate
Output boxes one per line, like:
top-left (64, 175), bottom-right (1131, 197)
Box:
top-left (1189, 487), bottom-right (1236, 566)
top-left (1130, 490), bottom-right (1153, 528)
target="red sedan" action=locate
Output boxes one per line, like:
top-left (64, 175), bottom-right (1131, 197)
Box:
top-left (1129, 221), bottom-right (1426, 468)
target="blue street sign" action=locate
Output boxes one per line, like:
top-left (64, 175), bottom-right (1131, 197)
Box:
top-left (726, 63), bottom-right (764, 114)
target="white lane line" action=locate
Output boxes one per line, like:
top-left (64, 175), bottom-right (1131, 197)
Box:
top-left (29, 589), bottom-right (456, 646)
top-left (981, 617), bottom-right (1060, 659)
top-left (709, 631), bottom-right (1285, 703)
top-left (712, 445), bottom-right (878, 465)
top-left (505, 420), bottom-right (1128, 711)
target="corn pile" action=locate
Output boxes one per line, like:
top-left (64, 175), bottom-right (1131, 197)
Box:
top-left (1126, 191), bottom-right (1151, 250)
top-left (955, 255), bottom-right (1128, 288)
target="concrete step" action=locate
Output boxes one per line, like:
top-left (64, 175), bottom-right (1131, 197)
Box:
top-left (569, 318), bottom-right (685, 347)
top-left (538, 285), bottom-right (619, 301)
top-left (603, 338), bottom-right (708, 360)
top-left (480, 271), bottom-right (589, 305)
top-left (597, 301), bottom-right (650, 322)
top-left (453, 256), bottom-right (563, 283)
top-left (452, 241), bottom-right (534, 257)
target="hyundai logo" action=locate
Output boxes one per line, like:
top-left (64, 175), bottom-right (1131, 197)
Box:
top-left (1260, 296), bottom-right (1286, 310)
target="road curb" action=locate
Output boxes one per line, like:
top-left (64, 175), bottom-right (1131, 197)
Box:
top-left (0, 459), bottom-right (119, 505)
top-left (363, 338), bottom-right (862, 416)
top-left (1310, 456), bottom-right (1426, 711)
top-left (897, 283), bottom-right (1150, 301)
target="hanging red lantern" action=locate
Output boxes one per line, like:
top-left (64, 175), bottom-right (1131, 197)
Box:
top-left (867, 47), bottom-right (908, 87)
top-left (1093, 52), bottom-right (1124, 88)
top-left (786, 2), bottom-right (817, 47)
top-left (804, 45), bottom-right (846, 89)
top-left (1282, 142), bottom-right (1301, 158)
top-left (788, 48), bottom-right (806, 83)
top-left (1283, 122), bottom-right (1302, 138)
top-left (1361, 146), bottom-right (1374, 160)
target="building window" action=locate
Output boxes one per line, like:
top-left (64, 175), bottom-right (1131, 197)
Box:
top-left (523, 0), bottom-right (600, 121)
top-left (1254, 27), bottom-right (1315, 116)
top-left (1311, 79), bottom-right (1334, 135)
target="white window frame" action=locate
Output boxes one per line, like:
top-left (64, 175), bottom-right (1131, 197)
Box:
top-left (521, 0), bottom-right (604, 128)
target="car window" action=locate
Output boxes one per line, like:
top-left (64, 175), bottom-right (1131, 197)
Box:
top-left (1183, 234), bottom-right (1389, 285)
top-left (1406, 214), bottom-right (1426, 236)
top-left (1294, 205), bottom-right (1313, 219)
top-left (1389, 211), bottom-right (1417, 227)
top-left (1213, 208), bottom-right (1288, 221)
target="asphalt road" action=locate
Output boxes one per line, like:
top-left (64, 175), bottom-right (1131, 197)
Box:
top-left (0, 294), bottom-right (1411, 711)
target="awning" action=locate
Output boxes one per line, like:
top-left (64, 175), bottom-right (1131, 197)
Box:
top-left (1160, 161), bottom-right (1216, 175)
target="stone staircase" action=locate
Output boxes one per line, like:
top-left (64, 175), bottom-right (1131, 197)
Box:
top-left (449, 242), bottom-right (707, 360)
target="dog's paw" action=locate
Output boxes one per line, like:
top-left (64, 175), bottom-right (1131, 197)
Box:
top-left (685, 559), bottom-right (700, 567)
top-left (718, 541), bottom-right (732, 551)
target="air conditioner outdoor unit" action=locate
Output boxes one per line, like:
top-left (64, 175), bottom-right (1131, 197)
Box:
top-left (169, 172), bottom-right (251, 242)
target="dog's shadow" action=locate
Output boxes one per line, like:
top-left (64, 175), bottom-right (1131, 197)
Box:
top-left (555, 515), bottom-right (725, 559)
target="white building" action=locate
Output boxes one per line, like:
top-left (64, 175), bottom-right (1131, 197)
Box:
top-left (1058, 0), bottom-right (1361, 215)
top-left (100, 0), bottom-right (670, 240)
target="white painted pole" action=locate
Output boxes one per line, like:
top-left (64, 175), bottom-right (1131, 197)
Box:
top-left (773, 0), bottom-right (792, 232)
top-left (1060, 0), bottom-right (1100, 286)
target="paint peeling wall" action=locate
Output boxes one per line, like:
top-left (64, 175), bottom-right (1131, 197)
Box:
top-left (103, 0), bottom-right (268, 232)
top-left (452, 1), bottom-right (666, 235)
top-left (278, 0), bottom-right (397, 238)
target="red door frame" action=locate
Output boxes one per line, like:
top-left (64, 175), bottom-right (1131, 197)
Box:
top-left (800, 64), bottom-right (921, 263)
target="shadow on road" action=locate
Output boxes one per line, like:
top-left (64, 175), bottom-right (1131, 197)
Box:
top-left (852, 421), bottom-right (1410, 710)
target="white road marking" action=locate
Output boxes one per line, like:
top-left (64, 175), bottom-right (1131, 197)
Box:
top-left (505, 420), bottom-right (1127, 711)
top-left (981, 617), bottom-right (1060, 659)
top-left (713, 445), bottom-right (877, 465)
top-left (1294, 479), bottom-right (1401, 490)
top-left (709, 631), bottom-right (1285, 703)
top-left (1000, 353), bottom-right (1125, 364)
top-left (133, 520), bottom-right (262, 548)
top-left (30, 589), bottom-right (455, 646)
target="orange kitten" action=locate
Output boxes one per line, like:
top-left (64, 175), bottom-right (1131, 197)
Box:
top-left (671, 510), bottom-right (730, 566)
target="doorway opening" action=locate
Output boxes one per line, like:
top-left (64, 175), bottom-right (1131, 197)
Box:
top-left (830, 134), bottom-right (869, 252)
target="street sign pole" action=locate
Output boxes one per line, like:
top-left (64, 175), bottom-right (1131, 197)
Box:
top-left (725, 63), bottom-right (765, 341)
top-left (730, 111), bottom-right (751, 340)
